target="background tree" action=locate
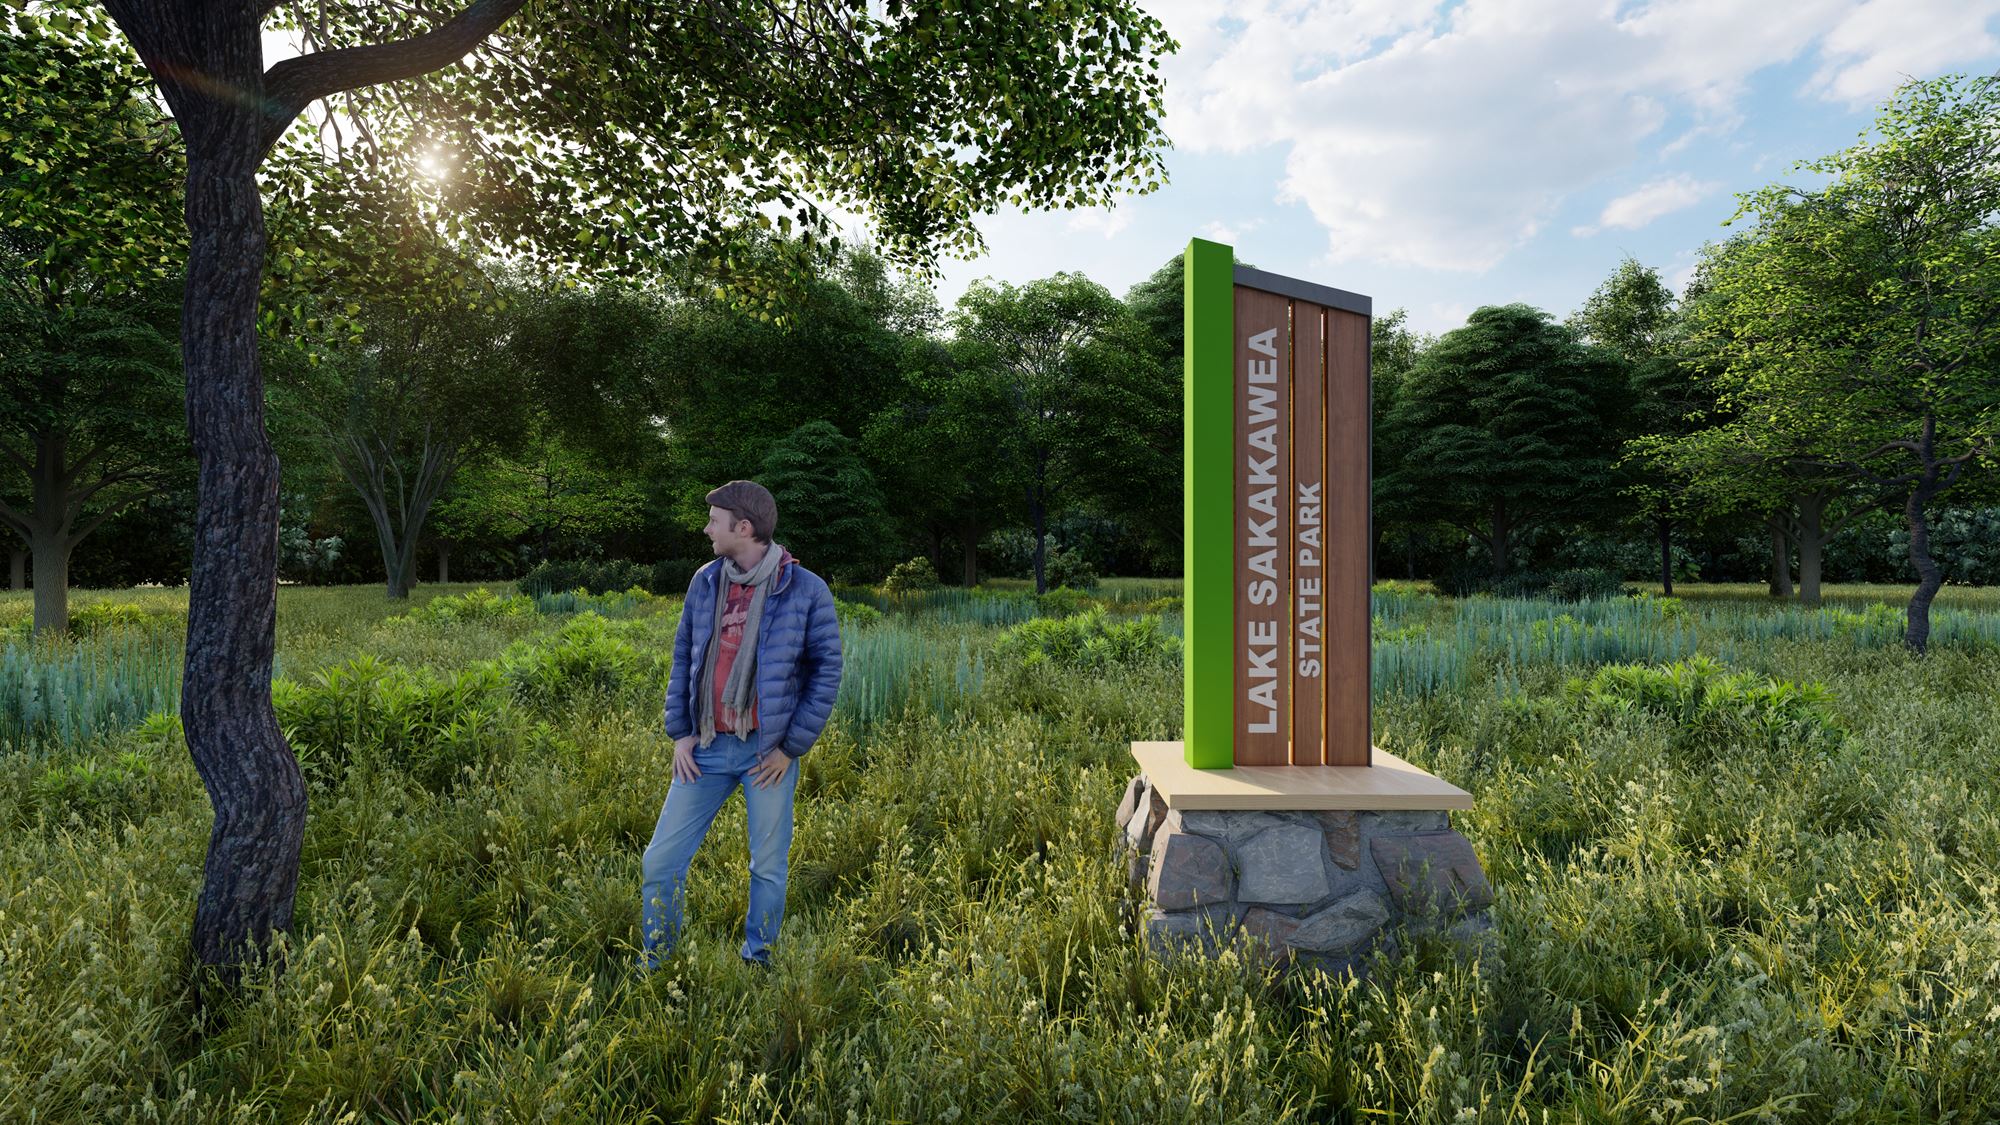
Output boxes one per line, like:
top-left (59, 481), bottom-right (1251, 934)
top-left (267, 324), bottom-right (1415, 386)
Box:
top-left (432, 420), bottom-right (647, 570)
top-left (950, 273), bottom-right (1141, 594)
top-left (862, 335), bottom-right (1017, 586)
top-left (0, 12), bottom-right (190, 634)
top-left (1380, 303), bottom-right (1625, 577)
top-left (1687, 74), bottom-right (2000, 648)
top-left (760, 420), bottom-right (892, 583)
top-left (90, 0), bottom-right (1173, 975)
top-left (274, 292), bottom-right (525, 599)
top-left (1368, 308), bottom-right (1438, 580)
top-left (1572, 257), bottom-right (1707, 594)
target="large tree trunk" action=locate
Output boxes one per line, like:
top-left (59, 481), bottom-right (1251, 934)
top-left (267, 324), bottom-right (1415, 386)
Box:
top-left (182, 138), bottom-right (305, 982)
top-left (104, 0), bottom-right (528, 985)
top-left (1656, 516), bottom-right (1674, 597)
top-left (1766, 520), bottom-right (1792, 599)
top-left (107, 11), bottom-right (307, 982)
top-left (1487, 502), bottom-right (1510, 577)
top-left (29, 533), bottom-right (70, 636)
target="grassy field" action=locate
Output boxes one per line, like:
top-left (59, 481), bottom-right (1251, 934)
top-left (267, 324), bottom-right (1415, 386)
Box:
top-left (2, 579), bottom-right (1997, 1122)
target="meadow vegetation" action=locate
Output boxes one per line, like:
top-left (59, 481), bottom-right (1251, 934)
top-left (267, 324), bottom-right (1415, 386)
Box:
top-left (2, 578), bottom-right (1997, 1122)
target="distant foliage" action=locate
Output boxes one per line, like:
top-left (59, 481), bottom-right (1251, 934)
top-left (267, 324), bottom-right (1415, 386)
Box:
top-left (531, 587), bottom-right (651, 618)
top-left (1439, 565), bottom-right (1628, 602)
top-left (995, 606), bottom-right (1179, 672)
top-left (1565, 655), bottom-right (1845, 760)
top-left (882, 556), bottom-right (940, 593)
top-left (520, 557), bottom-right (712, 597)
top-left (1888, 508), bottom-right (2000, 585)
top-left (1044, 544), bottom-right (1100, 590)
top-left (520, 559), bottom-right (651, 597)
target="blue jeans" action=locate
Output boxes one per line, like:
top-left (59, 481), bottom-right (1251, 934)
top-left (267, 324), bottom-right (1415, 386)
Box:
top-left (639, 730), bottom-right (798, 967)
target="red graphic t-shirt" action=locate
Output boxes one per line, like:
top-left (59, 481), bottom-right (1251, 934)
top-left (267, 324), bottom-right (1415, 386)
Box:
top-left (711, 548), bottom-right (792, 732)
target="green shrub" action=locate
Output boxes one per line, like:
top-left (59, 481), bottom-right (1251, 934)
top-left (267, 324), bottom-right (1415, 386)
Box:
top-left (995, 606), bottom-right (1180, 672)
top-left (531, 587), bottom-right (651, 618)
top-left (273, 653), bottom-right (513, 792)
top-left (1034, 586), bottom-right (1093, 618)
top-left (882, 556), bottom-right (941, 593)
top-left (392, 587), bottom-right (535, 627)
top-left (28, 749), bottom-right (156, 824)
top-left (1564, 655), bottom-right (1845, 759)
top-left (1545, 567), bottom-right (1629, 601)
top-left (833, 598), bottom-right (883, 627)
top-left (68, 601), bottom-right (164, 635)
top-left (496, 613), bottom-right (661, 713)
top-left (1044, 545), bottom-right (1099, 590)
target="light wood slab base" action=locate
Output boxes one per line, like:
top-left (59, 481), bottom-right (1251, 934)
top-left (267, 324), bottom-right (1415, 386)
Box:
top-left (1130, 741), bottom-right (1473, 811)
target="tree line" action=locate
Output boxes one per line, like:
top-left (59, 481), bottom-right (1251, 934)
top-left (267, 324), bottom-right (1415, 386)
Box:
top-left (1380, 73), bottom-right (1998, 653)
top-left (9, 32), bottom-right (1997, 667)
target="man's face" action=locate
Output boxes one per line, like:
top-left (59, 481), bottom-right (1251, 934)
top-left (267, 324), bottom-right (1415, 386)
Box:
top-left (703, 505), bottom-right (754, 554)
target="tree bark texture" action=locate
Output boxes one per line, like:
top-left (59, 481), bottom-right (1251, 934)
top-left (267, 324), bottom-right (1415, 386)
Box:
top-left (103, 0), bottom-right (532, 980)
top-left (100, 4), bottom-right (306, 981)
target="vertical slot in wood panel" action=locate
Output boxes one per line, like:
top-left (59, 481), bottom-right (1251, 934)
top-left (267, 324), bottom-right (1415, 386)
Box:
top-left (1325, 308), bottom-right (1371, 766)
top-left (1289, 302), bottom-right (1326, 765)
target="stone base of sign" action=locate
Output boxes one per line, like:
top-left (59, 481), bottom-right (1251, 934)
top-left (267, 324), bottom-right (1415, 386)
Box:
top-left (1119, 745), bottom-right (1495, 976)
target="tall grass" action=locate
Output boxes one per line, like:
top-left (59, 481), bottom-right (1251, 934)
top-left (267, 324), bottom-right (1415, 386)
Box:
top-left (4, 580), bottom-right (2000, 1122)
top-left (0, 628), bottom-right (182, 755)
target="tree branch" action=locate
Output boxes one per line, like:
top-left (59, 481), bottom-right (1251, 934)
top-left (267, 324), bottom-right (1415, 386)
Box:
top-left (259, 0), bottom-right (530, 153)
top-left (0, 497), bottom-right (30, 540)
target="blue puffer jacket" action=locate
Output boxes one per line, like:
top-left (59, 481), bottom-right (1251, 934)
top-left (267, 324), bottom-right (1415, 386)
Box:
top-left (663, 548), bottom-right (844, 759)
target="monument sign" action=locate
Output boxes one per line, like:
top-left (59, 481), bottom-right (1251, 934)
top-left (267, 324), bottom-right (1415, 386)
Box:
top-left (1182, 237), bottom-right (1371, 769)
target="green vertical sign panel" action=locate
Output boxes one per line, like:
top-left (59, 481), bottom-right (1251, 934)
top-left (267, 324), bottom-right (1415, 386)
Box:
top-left (1184, 238), bottom-right (1234, 769)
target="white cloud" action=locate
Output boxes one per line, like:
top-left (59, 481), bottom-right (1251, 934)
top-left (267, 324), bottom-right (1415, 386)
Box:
top-left (1065, 206), bottom-right (1135, 239)
top-left (1149, 0), bottom-right (2000, 272)
top-left (1806, 0), bottom-right (2000, 105)
top-left (1199, 217), bottom-right (1264, 244)
top-left (1573, 173), bottom-right (1720, 236)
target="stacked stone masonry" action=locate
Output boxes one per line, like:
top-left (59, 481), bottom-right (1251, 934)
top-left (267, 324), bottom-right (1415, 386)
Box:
top-left (1116, 773), bottom-right (1497, 975)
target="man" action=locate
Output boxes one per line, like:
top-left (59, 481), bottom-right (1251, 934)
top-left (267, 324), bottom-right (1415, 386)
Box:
top-left (641, 479), bottom-right (843, 969)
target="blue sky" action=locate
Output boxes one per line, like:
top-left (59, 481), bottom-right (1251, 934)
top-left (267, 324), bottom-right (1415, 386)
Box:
top-left (920, 0), bottom-right (2000, 335)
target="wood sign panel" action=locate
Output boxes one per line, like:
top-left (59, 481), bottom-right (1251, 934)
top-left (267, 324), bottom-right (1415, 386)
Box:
top-left (1233, 287), bottom-right (1291, 766)
top-left (1184, 238), bottom-right (1371, 769)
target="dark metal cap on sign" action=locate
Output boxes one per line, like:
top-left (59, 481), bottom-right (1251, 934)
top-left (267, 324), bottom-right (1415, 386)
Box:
top-left (1232, 265), bottom-right (1372, 318)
